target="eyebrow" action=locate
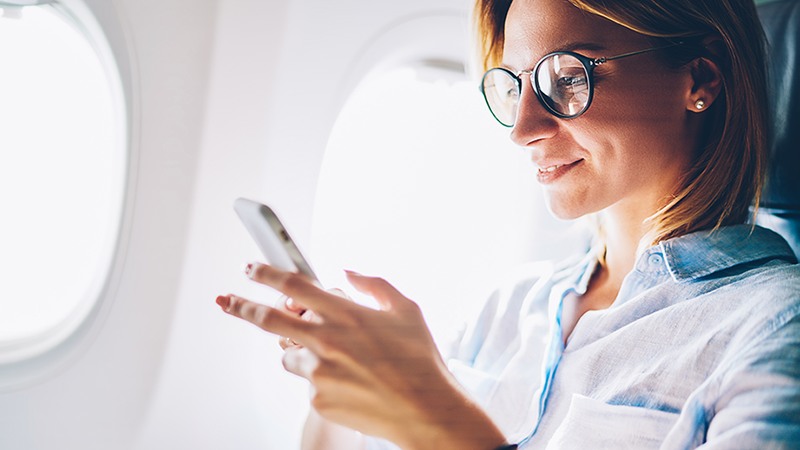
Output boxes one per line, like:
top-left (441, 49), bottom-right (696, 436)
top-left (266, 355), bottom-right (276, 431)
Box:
top-left (502, 41), bottom-right (609, 71)
top-left (557, 41), bottom-right (607, 54)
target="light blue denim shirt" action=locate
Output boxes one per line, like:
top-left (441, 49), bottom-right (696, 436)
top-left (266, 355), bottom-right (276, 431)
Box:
top-left (441, 224), bottom-right (800, 449)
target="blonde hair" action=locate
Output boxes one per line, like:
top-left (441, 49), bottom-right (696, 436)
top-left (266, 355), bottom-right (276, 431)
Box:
top-left (472, 0), bottom-right (769, 245)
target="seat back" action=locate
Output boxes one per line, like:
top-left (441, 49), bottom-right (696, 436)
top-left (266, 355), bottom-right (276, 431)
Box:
top-left (754, 0), bottom-right (800, 259)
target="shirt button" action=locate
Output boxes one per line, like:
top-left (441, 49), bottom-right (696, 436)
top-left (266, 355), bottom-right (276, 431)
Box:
top-left (648, 254), bottom-right (663, 266)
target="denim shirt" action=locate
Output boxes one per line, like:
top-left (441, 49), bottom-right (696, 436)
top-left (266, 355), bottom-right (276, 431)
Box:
top-left (444, 225), bottom-right (800, 449)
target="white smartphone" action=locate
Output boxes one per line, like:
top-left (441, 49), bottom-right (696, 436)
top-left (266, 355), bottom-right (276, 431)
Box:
top-left (233, 197), bottom-right (320, 285)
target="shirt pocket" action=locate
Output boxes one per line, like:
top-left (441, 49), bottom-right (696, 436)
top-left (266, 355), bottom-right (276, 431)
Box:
top-left (545, 394), bottom-right (679, 450)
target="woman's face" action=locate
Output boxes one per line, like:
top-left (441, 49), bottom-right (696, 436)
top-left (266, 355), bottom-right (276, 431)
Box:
top-left (503, 0), bottom-right (697, 220)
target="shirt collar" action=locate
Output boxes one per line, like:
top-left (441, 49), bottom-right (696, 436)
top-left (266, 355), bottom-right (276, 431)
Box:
top-left (657, 225), bottom-right (797, 281)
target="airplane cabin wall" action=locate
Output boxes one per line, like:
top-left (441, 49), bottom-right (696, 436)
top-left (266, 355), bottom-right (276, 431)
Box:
top-left (0, 0), bottom-right (217, 448)
top-left (1, 0), bottom-right (502, 449)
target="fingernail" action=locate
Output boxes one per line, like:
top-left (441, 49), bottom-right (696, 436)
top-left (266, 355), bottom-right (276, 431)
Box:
top-left (215, 295), bottom-right (231, 311)
top-left (344, 269), bottom-right (363, 277)
top-left (243, 263), bottom-right (254, 277)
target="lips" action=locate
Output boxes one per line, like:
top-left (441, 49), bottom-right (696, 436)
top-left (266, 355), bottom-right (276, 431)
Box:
top-left (537, 164), bottom-right (565, 174)
top-left (535, 159), bottom-right (583, 183)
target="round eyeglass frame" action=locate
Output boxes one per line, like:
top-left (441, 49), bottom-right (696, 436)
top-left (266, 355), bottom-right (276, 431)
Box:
top-left (479, 43), bottom-right (683, 127)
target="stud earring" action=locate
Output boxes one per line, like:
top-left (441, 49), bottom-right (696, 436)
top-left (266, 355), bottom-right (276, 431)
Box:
top-left (695, 99), bottom-right (706, 110)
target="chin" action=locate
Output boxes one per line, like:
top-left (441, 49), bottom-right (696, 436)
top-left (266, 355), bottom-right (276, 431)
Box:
top-left (544, 202), bottom-right (586, 221)
top-left (543, 194), bottom-right (595, 221)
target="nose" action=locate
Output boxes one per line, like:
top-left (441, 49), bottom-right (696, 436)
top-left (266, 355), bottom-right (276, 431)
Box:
top-left (510, 75), bottom-right (559, 147)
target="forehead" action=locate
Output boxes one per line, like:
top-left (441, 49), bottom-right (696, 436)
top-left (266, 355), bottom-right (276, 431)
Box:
top-left (502, 0), bottom-right (644, 69)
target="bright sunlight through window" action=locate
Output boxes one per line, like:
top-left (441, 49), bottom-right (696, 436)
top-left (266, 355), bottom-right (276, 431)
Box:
top-left (0, 4), bottom-right (125, 361)
top-left (311, 65), bottom-right (588, 348)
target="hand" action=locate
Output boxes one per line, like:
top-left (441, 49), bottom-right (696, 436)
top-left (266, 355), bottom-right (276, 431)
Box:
top-left (215, 264), bottom-right (507, 450)
top-left (276, 289), bottom-right (347, 350)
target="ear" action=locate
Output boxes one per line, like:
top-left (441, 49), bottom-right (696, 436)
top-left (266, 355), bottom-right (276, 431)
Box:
top-left (686, 54), bottom-right (724, 113)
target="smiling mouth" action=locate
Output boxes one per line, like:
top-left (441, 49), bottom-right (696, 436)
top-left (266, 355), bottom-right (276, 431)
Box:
top-left (535, 159), bottom-right (584, 183)
top-left (537, 164), bottom-right (564, 174)
top-left (537, 159), bottom-right (582, 173)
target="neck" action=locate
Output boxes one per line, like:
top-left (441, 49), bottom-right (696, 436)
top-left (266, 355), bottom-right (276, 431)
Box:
top-left (598, 208), bottom-right (650, 287)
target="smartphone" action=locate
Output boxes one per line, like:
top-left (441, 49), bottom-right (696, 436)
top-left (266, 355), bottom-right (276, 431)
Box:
top-left (233, 197), bottom-right (320, 285)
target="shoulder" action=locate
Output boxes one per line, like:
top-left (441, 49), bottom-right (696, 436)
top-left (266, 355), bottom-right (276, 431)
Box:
top-left (706, 261), bottom-right (800, 381)
top-left (724, 260), bottom-right (800, 328)
top-left (691, 259), bottom-right (800, 366)
top-left (741, 263), bottom-right (800, 346)
top-left (659, 225), bottom-right (798, 326)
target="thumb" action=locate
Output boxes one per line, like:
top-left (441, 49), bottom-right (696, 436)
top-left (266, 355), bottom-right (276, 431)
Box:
top-left (345, 270), bottom-right (412, 312)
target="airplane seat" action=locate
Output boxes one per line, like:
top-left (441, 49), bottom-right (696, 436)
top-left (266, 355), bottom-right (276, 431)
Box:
top-left (754, 0), bottom-right (800, 259)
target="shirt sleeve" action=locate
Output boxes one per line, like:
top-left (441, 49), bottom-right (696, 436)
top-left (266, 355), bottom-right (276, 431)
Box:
top-left (700, 313), bottom-right (800, 449)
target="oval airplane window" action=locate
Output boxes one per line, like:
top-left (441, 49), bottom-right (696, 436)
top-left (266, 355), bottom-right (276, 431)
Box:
top-left (312, 64), bottom-right (588, 345)
top-left (0, 2), bottom-right (125, 362)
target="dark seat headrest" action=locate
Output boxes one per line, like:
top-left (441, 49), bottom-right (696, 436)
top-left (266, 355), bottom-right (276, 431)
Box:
top-left (754, 0), bottom-right (800, 259)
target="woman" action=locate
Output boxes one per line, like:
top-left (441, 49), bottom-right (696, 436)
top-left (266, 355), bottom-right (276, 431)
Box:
top-left (216, 0), bottom-right (800, 448)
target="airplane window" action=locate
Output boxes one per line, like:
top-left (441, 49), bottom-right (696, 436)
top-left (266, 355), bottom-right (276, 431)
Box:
top-left (0, 4), bottom-right (125, 361)
top-left (312, 65), bottom-right (588, 344)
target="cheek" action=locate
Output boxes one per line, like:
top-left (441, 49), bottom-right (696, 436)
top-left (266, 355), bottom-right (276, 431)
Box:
top-left (577, 85), bottom-right (691, 176)
top-left (577, 127), bottom-right (676, 190)
top-left (591, 65), bottom-right (689, 127)
top-left (556, 128), bottom-right (673, 207)
top-left (592, 94), bottom-right (683, 131)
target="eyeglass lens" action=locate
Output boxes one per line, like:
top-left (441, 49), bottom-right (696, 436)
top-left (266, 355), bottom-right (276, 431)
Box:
top-left (536, 53), bottom-right (590, 117)
top-left (481, 53), bottom-right (591, 126)
top-left (481, 69), bottom-right (520, 127)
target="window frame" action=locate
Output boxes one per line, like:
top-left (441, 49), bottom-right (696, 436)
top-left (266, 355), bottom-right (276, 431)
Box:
top-left (0, 0), bottom-right (130, 370)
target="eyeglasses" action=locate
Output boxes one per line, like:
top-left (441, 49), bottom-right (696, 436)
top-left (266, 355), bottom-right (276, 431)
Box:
top-left (479, 43), bottom-right (681, 126)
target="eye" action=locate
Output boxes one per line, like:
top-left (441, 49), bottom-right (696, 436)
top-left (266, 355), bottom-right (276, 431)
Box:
top-left (554, 72), bottom-right (588, 100)
top-left (555, 68), bottom-right (588, 88)
top-left (504, 87), bottom-right (520, 101)
top-left (557, 76), bottom-right (587, 88)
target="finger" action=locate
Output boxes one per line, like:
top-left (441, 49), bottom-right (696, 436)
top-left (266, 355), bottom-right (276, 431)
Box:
top-left (301, 309), bottom-right (320, 323)
top-left (282, 346), bottom-right (319, 380)
top-left (275, 295), bottom-right (308, 319)
top-left (216, 294), bottom-right (316, 343)
top-left (345, 271), bottom-right (412, 312)
top-left (245, 263), bottom-right (352, 314)
top-left (274, 295), bottom-right (287, 309)
top-left (283, 296), bottom-right (306, 314)
top-left (278, 335), bottom-right (301, 350)
top-left (274, 297), bottom-right (306, 347)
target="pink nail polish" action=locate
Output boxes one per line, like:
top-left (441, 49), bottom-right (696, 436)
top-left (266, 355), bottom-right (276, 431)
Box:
top-left (216, 295), bottom-right (231, 311)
